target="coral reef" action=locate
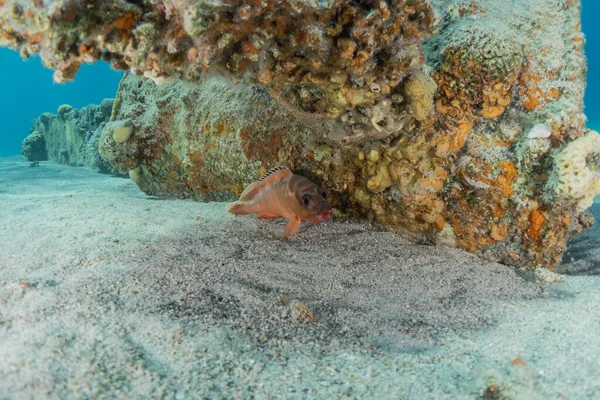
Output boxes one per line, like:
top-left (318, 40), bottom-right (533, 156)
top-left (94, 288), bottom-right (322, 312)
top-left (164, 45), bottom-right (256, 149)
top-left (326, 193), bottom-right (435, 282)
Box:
top-left (0, 0), bottom-right (438, 139)
top-left (21, 130), bottom-right (47, 161)
top-left (57, 104), bottom-right (73, 117)
top-left (14, 0), bottom-right (598, 269)
top-left (26, 99), bottom-right (122, 174)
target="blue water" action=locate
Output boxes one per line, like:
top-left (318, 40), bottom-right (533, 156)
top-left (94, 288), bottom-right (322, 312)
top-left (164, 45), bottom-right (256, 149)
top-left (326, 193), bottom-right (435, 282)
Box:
top-left (0, 2), bottom-right (599, 156)
top-left (583, 0), bottom-right (600, 131)
top-left (0, 48), bottom-right (122, 156)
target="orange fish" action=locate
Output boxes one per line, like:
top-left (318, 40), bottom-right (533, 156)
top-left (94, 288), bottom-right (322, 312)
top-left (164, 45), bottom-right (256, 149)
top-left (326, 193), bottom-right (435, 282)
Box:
top-left (226, 167), bottom-right (333, 238)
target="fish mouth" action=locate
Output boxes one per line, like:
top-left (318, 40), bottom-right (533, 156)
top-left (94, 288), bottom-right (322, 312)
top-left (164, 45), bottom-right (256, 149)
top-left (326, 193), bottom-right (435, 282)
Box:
top-left (310, 208), bottom-right (333, 223)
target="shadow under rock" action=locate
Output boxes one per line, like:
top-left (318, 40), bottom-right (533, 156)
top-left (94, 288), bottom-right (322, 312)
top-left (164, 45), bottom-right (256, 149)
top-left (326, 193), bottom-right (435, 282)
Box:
top-left (114, 219), bottom-right (547, 352)
top-left (558, 204), bottom-right (600, 275)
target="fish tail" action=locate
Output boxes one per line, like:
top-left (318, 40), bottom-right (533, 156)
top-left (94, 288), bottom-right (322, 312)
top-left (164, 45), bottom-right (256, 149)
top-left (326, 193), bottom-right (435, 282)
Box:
top-left (226, 201), bottom-right (253, 215)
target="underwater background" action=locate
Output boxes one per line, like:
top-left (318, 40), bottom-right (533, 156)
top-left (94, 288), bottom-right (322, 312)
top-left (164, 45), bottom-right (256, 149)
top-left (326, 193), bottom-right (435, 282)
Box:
top-left (1, 2), bottom-right (600, 398)
top-left (0, 50), bottom-right (122, 156)
top-left (0, 0), bottom-right (599, 156)
top-left (584, 0), bottom-right (600, 132)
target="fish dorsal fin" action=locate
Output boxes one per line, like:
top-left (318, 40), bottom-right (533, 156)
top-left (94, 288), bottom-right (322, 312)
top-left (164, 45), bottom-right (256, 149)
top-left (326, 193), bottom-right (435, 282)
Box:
top-left (239, 166), bottom-right (292, 202)
top-left (259, 166), bottom-right (292, 183)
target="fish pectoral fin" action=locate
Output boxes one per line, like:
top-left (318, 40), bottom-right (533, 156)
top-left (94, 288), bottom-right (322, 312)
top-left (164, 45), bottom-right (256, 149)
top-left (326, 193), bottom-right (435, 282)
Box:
top-left (281, 217), bottom-right (302, 238)
top-left (254, 212), bottom-right (279, 219)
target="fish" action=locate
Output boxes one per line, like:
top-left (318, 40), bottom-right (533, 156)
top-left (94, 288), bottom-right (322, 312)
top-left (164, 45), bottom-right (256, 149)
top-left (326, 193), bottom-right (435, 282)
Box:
top-left (226, 166), bottom-right (333, 238)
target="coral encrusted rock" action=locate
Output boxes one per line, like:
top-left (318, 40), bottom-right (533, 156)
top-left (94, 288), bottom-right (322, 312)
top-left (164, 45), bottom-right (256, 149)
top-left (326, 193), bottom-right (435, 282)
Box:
top-left (26, 99), bottom-right (122, 174)
top-left (8, 0), bottom-right (597, 270)
top-left (0, 0), bottom-right (437, 140)
top-left (21, 130), bottom-right (47, 161)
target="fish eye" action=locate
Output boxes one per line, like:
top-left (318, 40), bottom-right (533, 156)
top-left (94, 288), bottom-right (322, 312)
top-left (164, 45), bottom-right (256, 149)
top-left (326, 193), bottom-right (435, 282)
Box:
top-left (322, 192), bottom-right (327, 199)
top-left (302, 194), bottom-right (311, 206)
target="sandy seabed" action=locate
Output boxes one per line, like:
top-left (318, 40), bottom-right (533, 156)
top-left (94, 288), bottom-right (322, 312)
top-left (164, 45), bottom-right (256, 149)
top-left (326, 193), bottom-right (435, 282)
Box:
top-left (0, 156), bottom-right (599, 399)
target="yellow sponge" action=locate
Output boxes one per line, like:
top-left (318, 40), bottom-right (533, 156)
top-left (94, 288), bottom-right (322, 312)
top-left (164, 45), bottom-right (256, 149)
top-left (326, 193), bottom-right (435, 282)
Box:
top-left (554, 130), bottom-right (600, 209)
top-left (113, 125), bottom-right (133, 143)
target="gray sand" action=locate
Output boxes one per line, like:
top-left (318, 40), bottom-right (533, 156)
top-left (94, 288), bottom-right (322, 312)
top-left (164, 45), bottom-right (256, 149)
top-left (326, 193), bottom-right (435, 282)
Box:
top-left (1, 156), bottom-right (599, 399)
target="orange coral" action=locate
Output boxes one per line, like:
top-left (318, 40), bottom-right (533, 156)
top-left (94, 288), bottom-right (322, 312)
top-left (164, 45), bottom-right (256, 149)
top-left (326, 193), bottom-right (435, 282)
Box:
top-left (443, 156), bottom-right (519, 252)
top-left (107, 13), bottom-right (135, 31)
top-left (519, 66), bottom-right (562, 111)
top-left (498, 161), bottom-right (517, 198)
top-left (527, 209), bottom-right (545, 241)
top-left (434, 119), bottom-right (473, 157)
top-left (188, 151), bottom-right (203, 164)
